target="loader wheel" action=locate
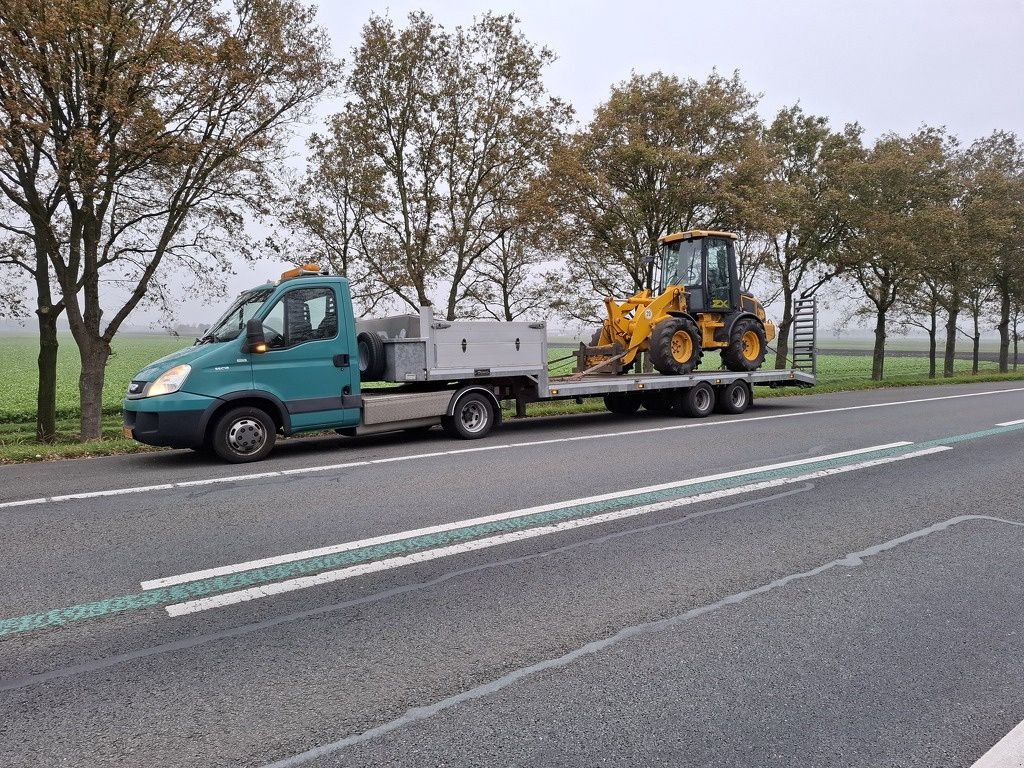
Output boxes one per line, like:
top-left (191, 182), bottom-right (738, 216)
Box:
top-left (357, 331), bottom-right (386, 381)
top-left (670, 382), bottom-right (716, 418)
top-left (714, 381), bottom-right (751, 414)
top-left (603, 393), bottom-right (641, 415)
top-left (722, 318), bottom-right (767, 372)
top-left (649, 317), bottom-right (702, 375)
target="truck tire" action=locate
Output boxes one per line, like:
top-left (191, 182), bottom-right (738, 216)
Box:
top-left (357, 331), bottom-right (386, 381)
top-left (722, 317), bottom-right (767, 372)
top-left (211, 406), bottom-right (277, 463)
top-left (715, 381), bottom-right (751, 414)
top-left (671, 382), bottom-right (716, 418)
top-left (603, 393), bottom-right (641, 414)
top-left (649, 317), bottom-right (702, 375)
top-left (442, 392), bottom-right (495, 439)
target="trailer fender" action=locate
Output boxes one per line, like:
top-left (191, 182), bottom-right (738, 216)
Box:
top-left (447, 385), bottom-right (502, 425)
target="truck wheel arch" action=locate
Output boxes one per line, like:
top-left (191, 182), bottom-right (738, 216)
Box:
top-left (446, 385), bottom-right (502, 425)
top-left (203, 392), bottom-right (291, 438)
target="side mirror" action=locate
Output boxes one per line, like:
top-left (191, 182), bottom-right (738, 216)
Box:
top-left (245, 318), bottom-right (267, 354)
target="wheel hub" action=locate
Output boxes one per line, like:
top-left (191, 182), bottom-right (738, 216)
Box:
top-left (227, 418), bottom-right (266, 454)
top-left (460, 402), bottom-right (487, 433)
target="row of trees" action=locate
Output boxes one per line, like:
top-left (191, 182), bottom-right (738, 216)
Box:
top-left (290, 13), bottom-right (1024, 382)
top-left (2, 4), bottom-right (1023, 445)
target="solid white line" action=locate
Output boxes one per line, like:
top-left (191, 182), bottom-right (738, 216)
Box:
top-left (141, 441), bottom-right (911, 590)
top-left (3, 384), bottom-right (1022, 511)
top-left (164, 445), bottom-right (952, 616)
top-left (971, 716), bottom-right (1024, 767)
top-left (996, 417), bottom-right (1024, 427)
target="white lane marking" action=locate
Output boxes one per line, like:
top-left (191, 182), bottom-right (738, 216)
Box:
top-left (996, 417), bottom-right (1024, 427)
top-left (3, 384), bottom-right (1022, 511)
top-left (164, 445), bottom-right (951, 616)
top-left (971, 716), bottom-right (1024, 767)
top-left (141, 442), bottom-right (911, 590)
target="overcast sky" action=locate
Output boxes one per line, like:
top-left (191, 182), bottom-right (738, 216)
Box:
top-left (153, 0), bottom-right (1024, 330)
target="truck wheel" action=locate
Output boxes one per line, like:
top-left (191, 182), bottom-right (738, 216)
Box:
top-left (715, 381), bottom-right (751, 414)
top-left (211, 406), bottom-right (276, 463)
top-left (722, 318), bottom-right (767, 372)
top-left (603, 393), bottom-right (641, 414)
top-left (442, 392), bottom-right (495, 440)
top-left (671, 382), bottom-right (716, 418)
top-left (357, 331), bottom-right (386, 381)
top-left (649, 317), bottom-right (702, 375)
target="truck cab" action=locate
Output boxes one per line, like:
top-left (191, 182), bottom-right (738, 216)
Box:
top-left (123, 268), bottom-right (362, 462)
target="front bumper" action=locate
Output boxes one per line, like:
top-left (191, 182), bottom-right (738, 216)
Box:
top-left (122, 391), bottom-right (218, 449)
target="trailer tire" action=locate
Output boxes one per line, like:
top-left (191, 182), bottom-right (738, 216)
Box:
top-left (603, 393), bottom-right (641, 415)
top-left (649, 317), bottom-right (702, 375)
top-left (722, 317), bottom-right (767, 372)
top-left (357, 331), bottom-right (386, 381)
top-left (442, 392), bottom-right (495, 440)
top-left (211, 406), bottom-right (276, 463)
top-left (714, 381), bottom-right (751, 414)
top-left (641, 392), bottom-right (672, 413)
top-left (671, 382), bottom-right (716, 418)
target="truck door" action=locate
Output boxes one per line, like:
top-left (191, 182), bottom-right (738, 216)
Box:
top-left (252, 284), bottom-right (360, 431)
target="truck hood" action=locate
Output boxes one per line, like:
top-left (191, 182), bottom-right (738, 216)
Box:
top-left (134, 342), bottom-right (230, 382)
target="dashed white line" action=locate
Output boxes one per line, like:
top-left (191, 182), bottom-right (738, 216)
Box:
top-left (141, 442), bottom-right (911, 590)
top-left (996, 417), bottom-right (1024, 427)
top-left (164, 445), bottom-right (952, 616)
top-left (2, 385), bottom-right (1021, 511)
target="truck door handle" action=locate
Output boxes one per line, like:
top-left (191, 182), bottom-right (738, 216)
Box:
top-left (333, 354), bottom-right (350, 368)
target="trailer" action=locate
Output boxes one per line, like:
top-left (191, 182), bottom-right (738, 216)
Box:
top-left (122, 270), bottom-right (817, 463)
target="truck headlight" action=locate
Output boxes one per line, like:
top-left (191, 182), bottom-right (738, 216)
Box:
top-left (145, 364), bottom-right (191, 397)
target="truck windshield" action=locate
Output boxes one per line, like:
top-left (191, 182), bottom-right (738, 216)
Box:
top-left (660, 240), bottom-right (702, 292)
top-left (199, 288), bottom-right (273, 343)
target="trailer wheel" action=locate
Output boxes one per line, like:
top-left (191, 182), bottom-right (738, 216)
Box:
top-left (211, 406), bottom-right (276, 463)
top-left (603, 393), bottom-right (641, 414)
top-left (715, 381), bottom-right (751, 414)
top-left (671, 382), bottom-right (716, 418)
top-left (442, 392), bottom-right (495, 439)
top-left (357, 331), bottom-right (386, 381)
top-left (722, 318), bottom-right (767, 372)
top-left (649, 317), bottom-right (702, 375)
top-left (641, 392), bottom-right (672, 413)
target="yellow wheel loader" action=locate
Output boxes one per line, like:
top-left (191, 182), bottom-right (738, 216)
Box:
top-left (577, 230), bottom-right (776, 376)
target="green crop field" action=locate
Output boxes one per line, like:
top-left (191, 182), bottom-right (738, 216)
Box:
top-left (0, 334), bottom-right (187, 422)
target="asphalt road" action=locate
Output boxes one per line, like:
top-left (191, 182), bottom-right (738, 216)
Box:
top-left (2, 381), bottom-right (1024, 767)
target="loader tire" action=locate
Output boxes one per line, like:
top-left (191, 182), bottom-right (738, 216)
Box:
top-left (722, 318), bottom-right (767, 372)
top-left (357, 331), bottom-right (386, 381)
top-left (649, 317), bottom-right (702, 375)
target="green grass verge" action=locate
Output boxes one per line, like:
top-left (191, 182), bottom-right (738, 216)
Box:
top-left (2, 332), bottom-right (1023, 464)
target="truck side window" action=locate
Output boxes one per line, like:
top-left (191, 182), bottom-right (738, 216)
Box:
top-left (261, 287), bottom-right (338, 349)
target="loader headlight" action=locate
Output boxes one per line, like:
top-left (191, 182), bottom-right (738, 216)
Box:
top-left (145, 364), bottom-right (191, 397)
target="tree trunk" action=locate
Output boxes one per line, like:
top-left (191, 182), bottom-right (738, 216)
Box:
top-left (943, 304), bottom-right (959, 378)
top-left (77, 338), bottom-right (112, 441)
top-left (35, 307), bottom-right (59, 443)
top-left (871, 309), bottom-right (886, 381)
top-left (773, 289), bottom-right (794, 369)
top-left (927, 309), bottom-right (937, 379)
top-left (997, 289), bottom-right (1011, 373)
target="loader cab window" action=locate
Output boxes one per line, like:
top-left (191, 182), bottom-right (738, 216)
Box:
top-left (660, 239), bottom-right (702, 293)
top-left (706, 239), bottom-right (733, 310)
top-left (261, 287), bottom-right (338, 349)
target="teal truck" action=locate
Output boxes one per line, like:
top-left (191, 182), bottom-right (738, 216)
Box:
top-left (123, 266), bottom-right (816, 463)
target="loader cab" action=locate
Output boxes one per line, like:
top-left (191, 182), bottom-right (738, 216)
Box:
top-left (658, 231), bottom-right (740, 313)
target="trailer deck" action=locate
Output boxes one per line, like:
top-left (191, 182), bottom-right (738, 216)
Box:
top-left (540, 368), bottom-right (815, 400)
